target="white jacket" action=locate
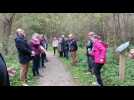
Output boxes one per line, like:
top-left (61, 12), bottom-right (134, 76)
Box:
top-left (52, 40), bottom-right (59, 47)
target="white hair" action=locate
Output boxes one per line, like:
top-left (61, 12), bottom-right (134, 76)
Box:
top-left (16, 28), bottom-right (23, 33)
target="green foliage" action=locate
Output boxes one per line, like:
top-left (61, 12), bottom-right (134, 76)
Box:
top-left (61, 47), bottom-right (134, 86)
top-left (5, 55), bottom-right (36, 86)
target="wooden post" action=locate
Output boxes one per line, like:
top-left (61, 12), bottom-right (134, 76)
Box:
top-left (119, 53), bottom-right (126, 80)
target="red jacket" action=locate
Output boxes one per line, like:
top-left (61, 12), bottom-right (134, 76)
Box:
top-left (91, 39), bottom-right (108, 64)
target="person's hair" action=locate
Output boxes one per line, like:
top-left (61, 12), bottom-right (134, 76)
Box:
top-left (88, 32), bottom-right (95, 36)
top-left (93, 34), bottom-right (101, 39)
top-left (32, 33), bottom-right (40, 39)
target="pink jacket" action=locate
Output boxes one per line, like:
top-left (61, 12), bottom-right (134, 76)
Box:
top-left (30, 38), bottom-right (41, 55)
top-left (91, 39), bottom-right (108, 64)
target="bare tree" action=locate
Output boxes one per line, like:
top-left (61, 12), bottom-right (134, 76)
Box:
top-left (0, 13), bottom-right (16, 55)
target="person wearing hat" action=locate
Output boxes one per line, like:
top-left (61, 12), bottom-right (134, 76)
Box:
top-left (15, 28), bottom-right (34, 86)
top-left (68, 34), bottom-right (78, 65)
top-left (86, 32), bottom-right (95, 74)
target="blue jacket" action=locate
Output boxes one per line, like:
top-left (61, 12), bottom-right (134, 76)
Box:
top-left (0, 53), bottom-right (10, 86)
top-left (15, 35), bottom-right (32, 64)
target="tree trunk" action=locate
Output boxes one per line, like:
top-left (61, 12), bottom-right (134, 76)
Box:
top-left (1, 13), bottom-right (15, 55)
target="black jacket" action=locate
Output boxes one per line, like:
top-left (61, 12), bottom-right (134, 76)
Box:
top-left (64, 40), bottom-right (69, 51)
top-left (15, 35), bottom-right (32, 64)
top-left (69, 39), bottom-right (78, 52)
top-left (86, 40), bottom-right (93, 56)
top-left (0, 53), bottom-right (10, 86)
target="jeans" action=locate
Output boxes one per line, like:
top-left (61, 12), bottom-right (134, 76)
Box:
top-left (32, 55), bottom-right (40, 76)
top-left (93, 63), bottom-right (104, 86)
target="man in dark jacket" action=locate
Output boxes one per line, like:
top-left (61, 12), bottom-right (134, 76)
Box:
top-left (64, 37), bottom-right (69, 59)
top-left (61, 35), bottom-right (65, 57)
top-left (86, 32), bottom-right (95, 73)
top-left (68, 34), bottom-right (78, 65)
top-left (15, 28), bottom-right (34, 86)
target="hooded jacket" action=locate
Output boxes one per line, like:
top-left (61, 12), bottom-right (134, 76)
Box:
top-left (91, 39), bottom-right (108, 64)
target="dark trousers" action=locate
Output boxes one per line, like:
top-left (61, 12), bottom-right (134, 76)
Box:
top-left (32, 55), bottom-right (40, 76)
top-left (0, 69), bottom-right (10, 86)
top-left (87, 56), bottom-right (93, 71)
top-left (53, 47), bottom-right (57, 55)
top-left (59, 51), bottom-right (63, 57)
top-left (64, 50), bottom-right (69, 59)
top-left (41, 53), bottom-right (46, 68)
top-left (93, 63), bottom-right (104, 86)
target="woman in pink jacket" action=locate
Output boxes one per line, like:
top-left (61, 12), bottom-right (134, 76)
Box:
top-left (90, 34), bottom-right (108, 86)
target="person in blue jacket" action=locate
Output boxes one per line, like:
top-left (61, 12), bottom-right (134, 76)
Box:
top-left (15, 28), bottom-right (35, 86)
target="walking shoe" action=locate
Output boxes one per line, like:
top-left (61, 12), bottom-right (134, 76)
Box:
top-left (92, 82), bottom-right (101, 86)
top-left (21, 82), bottom-right (29, 86)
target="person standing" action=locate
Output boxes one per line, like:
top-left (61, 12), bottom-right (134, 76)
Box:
top-left (52, 37), bottom-right (59, 55)
top-left (58, 37), bottom-right (63, 57)
top-left (30, 33), bottom-right (42, 77)
top-left (64, 37), bottom-right (69, 59)
top-left (39, 34), bottom-right (47, 69)
top-left (44, 35), bottom-right (48, 51)
top-left (68, 34), bottom-right (78, 65)
top-left (61, 35), bottom-right (66, 57)
top-left (90, 34), bottom-right (108, 86)
top-left (86, 32), bottom-right (95, 73)
top-left (15, 28), bottom-right (34, 86)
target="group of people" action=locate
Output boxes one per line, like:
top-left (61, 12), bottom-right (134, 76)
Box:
top-left (52, 34), bottom-right (78, 65)
top-left (15, 28), bottom-right (48, 86)
top-left (3, 28), bottom-right (134, 86)
top-left (0, 29), bottom-right (108, 86)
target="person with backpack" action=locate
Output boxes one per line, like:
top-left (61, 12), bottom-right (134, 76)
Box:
top-left (15, 28), bottom-right (34, 86)
top-left (86, 32), bottom-right (95, 74)
top-left (90, 34), bottom-right (108, 86)
top-left (68, 34), bottom-right (78, 65)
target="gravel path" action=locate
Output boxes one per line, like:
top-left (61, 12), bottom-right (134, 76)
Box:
top-left (35, 51), bottom-right (77, 86)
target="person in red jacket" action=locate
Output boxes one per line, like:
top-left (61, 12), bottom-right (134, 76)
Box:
top-left (90, 34), bottom-right (108, 86)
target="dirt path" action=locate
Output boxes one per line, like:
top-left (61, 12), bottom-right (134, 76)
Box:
top-left (35, 51), bottom-right (78, 86)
